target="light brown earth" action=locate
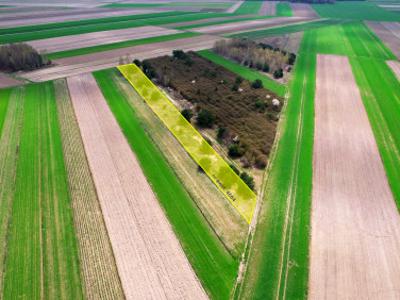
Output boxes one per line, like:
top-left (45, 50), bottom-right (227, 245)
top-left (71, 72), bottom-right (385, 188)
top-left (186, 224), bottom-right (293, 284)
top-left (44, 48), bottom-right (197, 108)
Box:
top-left (259, 1), bottom-right (277, 16)
top-left (290, 3), bottom-right (318, 18)
top-left (382, 22), bottom-right (400, 39)
top-left (67, 73), bottom-right (207, 300)
top-left (366, 21), bottom-right (400, 59)
top-left (0, 73), bottom-right (23, 89)
top-left (21, 35), bottom-right (225, 82)
top-left (162, 14), bottom-right (253, 29)
top-left (226, 1), bottom-right (244, 13)
top-left (257, 31), bottom-right (303, 53)
top-left (0, 8), bottom-right (161, 28)
top-left (54, 79), bottom-right (124, 300)
top-left (310, 54), bottom-right (400, 300)
top-left (190, 16), bottom-right (312, 35)
top-left (387, 60), bottom-right (400, 80)
top-left (28, 26), bottom-right (181, 54)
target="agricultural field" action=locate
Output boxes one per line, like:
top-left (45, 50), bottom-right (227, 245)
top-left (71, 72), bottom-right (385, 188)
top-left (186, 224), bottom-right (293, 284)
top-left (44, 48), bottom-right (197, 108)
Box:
top-left (1, 0), bottom-right (400, 299)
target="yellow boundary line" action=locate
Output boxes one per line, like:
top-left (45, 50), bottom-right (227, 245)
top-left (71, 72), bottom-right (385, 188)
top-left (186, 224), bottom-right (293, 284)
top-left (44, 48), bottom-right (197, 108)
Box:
top-left (118, 64), bottom-right (256, 223)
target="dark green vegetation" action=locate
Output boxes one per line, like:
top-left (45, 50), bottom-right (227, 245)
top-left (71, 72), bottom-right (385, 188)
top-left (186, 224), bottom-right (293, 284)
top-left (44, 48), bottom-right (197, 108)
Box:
top-left (198, 50), bottom-right (286, 97)
top-left (235, 1), bottom-right (263, 14)
top-left (47, 32), bottom-right (199, 60)
top-left (0, 43), bottom-right (50, 71)
top-left (313, 1), bottom-right (400, 21)
top-left (239, 20), bottom-right (400, 299)
top-left (276, 2), bottom-right (293, 16)
top-left (0, 12), bottom-right (229, 44)
top-left (94, 69), bottom-right (238, 300)
top-left (1, 83), bottom-right (83, 299)
top-left (143, 52), bottom-right (283, 169)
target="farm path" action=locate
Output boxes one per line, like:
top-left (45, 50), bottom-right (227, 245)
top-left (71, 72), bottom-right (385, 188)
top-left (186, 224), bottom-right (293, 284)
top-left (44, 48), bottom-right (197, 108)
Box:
top-left (310, 54), bottom-right (400, 300)
top-left (67, 73), bottom-right (207, 300)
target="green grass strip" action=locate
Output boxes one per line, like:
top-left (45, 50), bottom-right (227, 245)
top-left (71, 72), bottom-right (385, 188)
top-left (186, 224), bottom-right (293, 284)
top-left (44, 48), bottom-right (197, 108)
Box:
top-left (198, 49), bottom-right (286, 97)
top-left (235, 1), bottom-right (263, 14)
top-left (2, 82), bottom-right (83, 299)
top-left (276, 2), bottom-right (293, 17)
top-left (176, 15), bottom-right (272, 30)
top-left (94, 69), bottom-right (238, 300)
top-left (47, 32), bottom-right (199, 60)
top-left (0, 88), bottom-right (11, 135)
top-left (312, 2), bottom-right (400, 21)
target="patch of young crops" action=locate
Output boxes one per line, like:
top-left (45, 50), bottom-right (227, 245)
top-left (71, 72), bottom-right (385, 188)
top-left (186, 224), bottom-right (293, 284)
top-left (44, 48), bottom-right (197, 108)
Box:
top-left (94, 69), bottom-right (239, 300)
top-left (235, 1), bottom-right (263, 14)
top-left (276, 3), bottom-right (293, 17)
top-left (2, 82), bottom-right (83, 299)
top-left (0, 88), bottom-right (11, 134)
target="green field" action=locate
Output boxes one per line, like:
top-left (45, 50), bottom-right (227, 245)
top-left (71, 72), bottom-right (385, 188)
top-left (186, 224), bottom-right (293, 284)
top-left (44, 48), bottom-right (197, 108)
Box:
top-left (198, 49), bottom-right (286, 97)
top-left (47, 32), bottom-right (199, 60)
top-left (276, 2), bottom-right (293, 16)
top-left (0, 12), bottom-right (229, 44)
top-left (94, 69), bottom-right (239, 300)
top-left (176, 15), bottom-right (271, 29)
top-left (313, 2), bottom-right (400, 21)
top-left (235, 1), bottom-right (263, 14)
top-left (1, 83), bottom-right (83, 299)
top-left (0, 88), bottom-right (10, 133)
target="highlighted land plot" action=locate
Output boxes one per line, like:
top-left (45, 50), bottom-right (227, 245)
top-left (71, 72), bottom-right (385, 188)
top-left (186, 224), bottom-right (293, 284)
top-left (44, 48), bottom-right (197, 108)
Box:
top-left (118, 64), bottom-right (257, 223)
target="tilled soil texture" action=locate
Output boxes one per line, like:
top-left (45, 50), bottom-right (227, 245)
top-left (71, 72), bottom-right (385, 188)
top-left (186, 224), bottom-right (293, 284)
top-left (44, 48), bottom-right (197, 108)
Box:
top-left (259, 1), bottom-right (277, 16)
top-left (387, 60), bottom-right (400, 80)
top-left (310, 54), bottom-right (400, 300)
top-left (67, 73), bottom-right (207, 300)
top-left (367, 21), bottom-right (400, 59)
top-left (0, 73), bottom-right (22, 89)
top-left (28, 26), bottom-right (181, 54)
top-left (382, 22), bottom-right (400, 39)
top-left (145, 52), bottom-right (283, 168)
top-left (290, 3), bottom-right (318, 18)
top-left (257, 32), bottom-right (303, 54)
top-left (21, 35), bottom-right (223, 82)
top-left (0, 8), bottom-right (161, 28)
top-left (190, 17), bottom-right (312, 35)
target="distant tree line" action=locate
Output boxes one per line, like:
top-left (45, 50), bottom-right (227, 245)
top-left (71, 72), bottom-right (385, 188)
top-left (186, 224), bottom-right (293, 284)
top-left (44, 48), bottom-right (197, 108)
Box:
top-left (0, 43), bottom-right (50, 72)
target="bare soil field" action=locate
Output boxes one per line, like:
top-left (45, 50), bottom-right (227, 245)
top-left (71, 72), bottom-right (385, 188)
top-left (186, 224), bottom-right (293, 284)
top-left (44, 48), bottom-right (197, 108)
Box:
top-left (259, 1), bottom-right (277, 16)
top-left (382, 22), bottom-right (400, 39)
top-left (0, 73), bottom-right (22, 89)
top-left (367, 21), bottom-right (400, 59)
top-left (290, 3), bottom-right (318, 18)
top-left (310, 54), bottom-right (400, 300)
top-left (226, 1), bottom-right (243, 13)
top-left (0, 8), bottom-right (160, 28)
top-left (191, 17), bottom-right (311, 35)
top-left (54, 79), bottom-right (124, 300)
top-left (163, 14), bottom-right (253, 29)
top-left (28, 26), bottom-right (181, 54)
top-left (21, 35), bottom-right (224, 82)
top-left (257, 31), bottom-right (303, 53)
top-left (387, 60), bottom-right (400, 80)
top-left (68, 73), bottom-right (207, 300)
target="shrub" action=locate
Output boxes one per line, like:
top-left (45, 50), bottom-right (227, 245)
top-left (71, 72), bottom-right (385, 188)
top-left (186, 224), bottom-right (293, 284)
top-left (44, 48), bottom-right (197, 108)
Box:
top-left (240, 172), bottom-right (255, 190)
top-left (217, 127), bottom-right (227, 140)
top-left (235, 76), bottom-right (243, 85)
top-left (273, 69), bottom-right (283, 79)
top-left (228, 143), bottom-right (245, 158)
top-left (262, 64), bottom-right (270, 73)
top-left (197, 109), bottom-right (215, 128)
top-left (255, 153), bottom-right (267, 169)
top-left (251, 79), bottom-right (263, 89)
top-left (230, 163), bottom-right (240, 175)
top-left (181, 108), bottom-right (193, 121)
top-left (0, 43), bottom-right (50, 72)
top-left (142, 60), bottom-right (156, 78)
top-left (255, 100), bottom-right (267, 112)
top-left (133, 59), bottom-right (141, 67)
top-left (288, 53), bottom-right (296, 65)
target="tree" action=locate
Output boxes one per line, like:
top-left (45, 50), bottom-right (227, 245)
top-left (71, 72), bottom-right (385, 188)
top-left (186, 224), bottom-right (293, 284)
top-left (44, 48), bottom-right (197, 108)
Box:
top-left (172, 49), bottom-right (188, 60)
top-left (133, 59), bottom-right (141, 67)
top-left (251, 79), bottom-right (263, 89)
top-left (228, 143), bottom-right (245, 158)
top-left (0, 43), bottom-right (50, 72)
top-left (217, 126), bottom-right (227, 140)
top-left (197, 109), bottom-right (215, 128)
top-left (181, 108), bottom-right (193, 121)
top-left (273, 69), bottom-right (283, 79)
top-left (240, 172), bottom-right (255, 190)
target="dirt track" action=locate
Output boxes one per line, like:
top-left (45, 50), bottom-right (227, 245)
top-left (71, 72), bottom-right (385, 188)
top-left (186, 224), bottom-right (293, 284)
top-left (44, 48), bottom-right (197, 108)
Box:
top-left (259, 1), bottom-right (276, 16)
top-left (226, 1), bottom-right (243, 13)
top-left (290, 3), bottom-right (318, 18)
top-left (191, 16), bottom-right (311, 34)
top-left (21, 35), bottom-right (224, 82)
top-left (67, 73), bottom-right (207, 300)
top-left (367, 21), bottom-right (400, 59)
top-left (0, 73), bottom-right (22, 89)
top-left (387, 60), bottom-right (400, 80)
top-left (28, 26), bottom-right (181, 53)
top-left (310, 54), bottom-right (400, 300)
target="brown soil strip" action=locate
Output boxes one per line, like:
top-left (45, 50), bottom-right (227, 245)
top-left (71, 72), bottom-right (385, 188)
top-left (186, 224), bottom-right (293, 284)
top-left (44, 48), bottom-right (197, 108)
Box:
top-left (21, 35), bottom-right (224, 82)
top-left (0, 73), bottom-right (23, 89)
top-left (382, 22), bottom-right (400, 40)
top-left (310, 54), bottom-right (400, 299)
top-left (54, 79), bottom-right (124, 300)
top-left (28, 26), bottom-right (181, 54)
top-left (367, 21), bottom-right (400, 59)
top-left (290, 3), bottom-right (318, 18)
top-left (190, 16), bottom-right (312, 35)
top-left (259, 1), bottom-right (277, 16)
top-left (162, 14), bottom-right (253, 29)
top-left (67, 73), bottom-right (207, 299)
top-left (226, 1), bottom-right (244, 13)
top-left (387, 60), bottom-right (400, 80)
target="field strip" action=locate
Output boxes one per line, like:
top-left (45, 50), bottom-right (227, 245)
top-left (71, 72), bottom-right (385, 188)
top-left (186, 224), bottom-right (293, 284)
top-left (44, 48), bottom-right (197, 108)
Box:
top-left (54, 79), bottom-right (124, 299)
top-left (226, 1), bottom-right (243, 13)
top-left (67, 73), bottom-right (207, 299)
top-left (28, 26), bottom-right (181, 54)
top-left (310, 54), bottom-right (400, 299)
top-left (290, 3), bottom-right (318, 18)
top-left (387, 60), bottom-right (400, 80)
top-left (21, 35), bottom-right (223, 82)
top-left (163, 14), bottom-right (253, 29)
top-left (259, 1), bottom-right (277, 16)
top-left (366, 21), bottom-right (400, 59)
top-left (382, 22), bottom-right (400, 39)
top-left (118, 64), bottom-right (257, 223)
top-left (0, 73), bottom-right (22, 89)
